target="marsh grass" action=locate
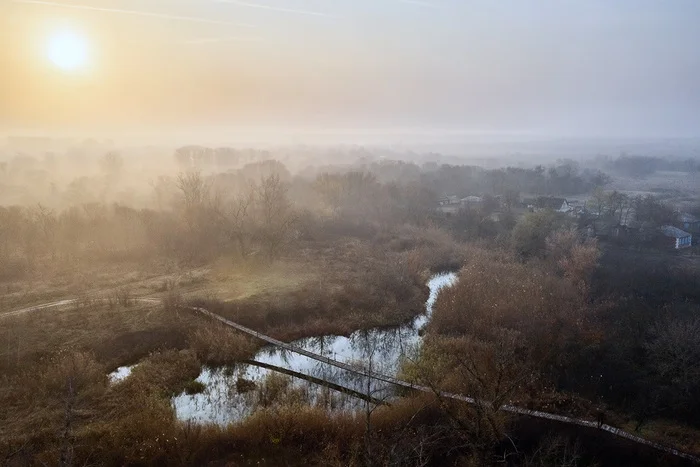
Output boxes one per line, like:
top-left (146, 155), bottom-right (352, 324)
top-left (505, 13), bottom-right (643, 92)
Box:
top-left (184, 380), bottom-right (206, 395)
top-left (188, 324), bottom-right (259, 367)
top-left (161, 281), bottom-right (183, 314)
top-left (189, 250), bottom-right (432, 342)
top-left (3, 344), bottom-right (697, 466)
top-left (12, 229), bottom-right (684, 465)
top-left (0, 301), bottom-right (198, 376)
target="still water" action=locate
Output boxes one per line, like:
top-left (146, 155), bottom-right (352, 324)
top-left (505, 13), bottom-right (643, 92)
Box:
top-left (171, 272), bottom-right (457, 425)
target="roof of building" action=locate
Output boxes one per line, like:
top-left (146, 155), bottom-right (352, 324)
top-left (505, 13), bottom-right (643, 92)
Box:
top-left (535, 197), bottom-right (567, 209)
top-left (660, 225), bottom-right (692, 239)
top-left (680, 213), bottom-right (700, 223)
top-left (461, 196), bottom-right (483, 203)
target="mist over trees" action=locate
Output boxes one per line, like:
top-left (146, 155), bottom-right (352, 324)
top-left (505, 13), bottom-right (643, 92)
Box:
top-left (2, 141), bottom-right (700, 465)
top-left (599, 154), bottom-right (700, 178)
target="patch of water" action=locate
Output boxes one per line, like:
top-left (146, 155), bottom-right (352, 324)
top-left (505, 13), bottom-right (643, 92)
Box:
top-left (172, 272), bottom-right (458, 425)
top-left (173, 364), bottom-right (368, 425)
top-left (109, 365), bottom-right (136, 384)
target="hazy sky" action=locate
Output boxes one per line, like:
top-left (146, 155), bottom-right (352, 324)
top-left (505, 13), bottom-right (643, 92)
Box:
top-left (2, 0), bottom-right (700, 138)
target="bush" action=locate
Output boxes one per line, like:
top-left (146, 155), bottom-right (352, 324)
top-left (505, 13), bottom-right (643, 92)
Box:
top-left (512, 211), bottom-right (571, 259)
top-left (188, 325), bottom-right (258, 367)
top-left (184, 380), bottom-right (206, 395)
top-left (161, 282), bottom-right (183, 313)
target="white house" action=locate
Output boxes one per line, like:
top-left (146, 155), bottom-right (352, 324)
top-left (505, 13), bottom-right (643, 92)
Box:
top-left (438, 195), bottom-right (460, 206)
top-left (527, 197), bottom-right (572, 214)
top-left (660, 225), bottom-right (693, 249)
top-left (460, 196), bottom-right (483, 207)
top-left (437, 195), bottom-right (461, 214)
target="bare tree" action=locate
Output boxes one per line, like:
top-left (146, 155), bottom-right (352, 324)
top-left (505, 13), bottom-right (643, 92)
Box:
top-left (524, 435), bottom-right (582, 467)
top-left (174, 171), bottom-right (227, 261)
top-left (32, 204), bottom-right (58, 260)
top-left (254, 174), bottom-right (297, 260)
top-left (546, 228), bottom-right (600, 293)
top-left (174, 145), bottom-right (215, 170)
top-left (408, 334), bottom-right (524, 464)
top-left (645, 316), bottom-right (700, 416)
top-left (176, 171), bottom-right (209, 213)
top-left (347, 330), bottom-right (397, 467)
top-left (217, 187), bottom-right (255, 257)
top-left (313, 171), bottom-right (379, 218)
top-left (150, 176), bottom-right (177, 211)
top-left (589, 186), bottom-right (608, 218)
top-left (47, 353), bottom-right (105, 467)
top-left (59, 373), bottom-right (76, 467)
top-left (0, 206), bottom-right (23, 263)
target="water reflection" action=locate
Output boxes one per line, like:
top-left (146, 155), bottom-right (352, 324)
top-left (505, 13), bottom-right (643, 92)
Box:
top-left (108, 365), bottom-right (136, 384)
top-left (173, 272), bottom-right (457, 425)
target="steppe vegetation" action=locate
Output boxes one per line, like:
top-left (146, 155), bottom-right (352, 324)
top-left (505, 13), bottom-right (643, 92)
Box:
top-left (1, 148), bottom-right (699, 465)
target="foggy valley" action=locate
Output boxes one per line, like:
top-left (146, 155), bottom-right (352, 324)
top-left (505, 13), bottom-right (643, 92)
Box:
top-left (2, 0), bottom-right (700, 466)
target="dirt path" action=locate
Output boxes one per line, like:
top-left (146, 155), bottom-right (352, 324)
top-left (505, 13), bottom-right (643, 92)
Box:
top-left (1, 299), bottom-right (77, 319)
top-left (0, 297), bottom-right (161, 320)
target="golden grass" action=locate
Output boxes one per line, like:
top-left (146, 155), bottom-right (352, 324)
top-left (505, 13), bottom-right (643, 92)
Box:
top-left (207, 256), bottom-right (320, 301)
top-left (0, 258), bottom-right (178, 311)
top-left (0, 301), bottom-right (198, 375)
top-left (0, 229), bottom-right (485, 465)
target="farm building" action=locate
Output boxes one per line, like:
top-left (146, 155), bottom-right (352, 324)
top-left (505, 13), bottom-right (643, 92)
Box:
top-left (660, 225), bottom-right (693, 250)
top-left (524, 197), bottom-right (572, 214)
top-left (680, 213), bottom-right (700, 233)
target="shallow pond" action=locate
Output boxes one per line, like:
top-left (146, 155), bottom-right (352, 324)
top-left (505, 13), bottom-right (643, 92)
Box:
top-left (109, 365), bottom-right (135, 383)
top-left (172, 272), bottom-right (457, 425)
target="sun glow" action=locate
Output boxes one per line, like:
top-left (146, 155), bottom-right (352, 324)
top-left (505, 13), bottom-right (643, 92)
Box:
top-left (47, 30), bottom-right (89, 71)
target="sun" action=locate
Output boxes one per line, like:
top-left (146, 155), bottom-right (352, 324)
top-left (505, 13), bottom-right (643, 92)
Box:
top-left (47, 31), bottom-right (89, 71)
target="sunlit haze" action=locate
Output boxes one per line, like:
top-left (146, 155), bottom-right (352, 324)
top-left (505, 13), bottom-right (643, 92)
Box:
top-left (1, 0), bottom-right (700, 139)
top-left (47, 29), bottom-right (89, 71)
top-left (2, 4), bottom-right (700, 465)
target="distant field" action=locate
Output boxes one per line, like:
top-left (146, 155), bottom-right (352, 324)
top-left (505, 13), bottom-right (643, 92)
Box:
top-left (610, 171), bottom-right (700, 208)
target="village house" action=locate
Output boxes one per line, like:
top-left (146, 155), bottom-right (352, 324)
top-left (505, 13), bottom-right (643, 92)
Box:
top-left (460, 196), bottom-right (483, 208)
top-left (437, 195), bottom-right (461, 214)
top-left (660, 225), bottom-right (693, 250)
top-left (437, 195), bottom-right (460, 206)
top-left (679, 213), bottom-right (700, 233)
top-left (524, 197), bottom-right (573, 214)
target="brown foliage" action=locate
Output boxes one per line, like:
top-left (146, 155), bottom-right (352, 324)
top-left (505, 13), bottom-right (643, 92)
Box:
top-left (0, 352), bottom-right (107, 465)
top-left (189, 241), bottom-right (429, 341)
top-left (429, 247), bottom-right (587, 347)
top-left (545, 228), bottom-right (600, 293)
top-left (188, 324), bottom-right (258, 367)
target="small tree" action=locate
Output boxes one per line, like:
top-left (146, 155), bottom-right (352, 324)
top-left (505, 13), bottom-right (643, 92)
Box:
top-left (176, 171), bottom-right (208, 213)
top-left (217, 187), bottom-right (255, 257)
top-left (511, 211), bottom-right (568, 259)
top-left (633, 195), bottom-right (677, 227)
top-left (645, 316), bottom-right (700, 422)
top-left (32, 204), bottom-right (58, 260)
top-left (254, 174), bottom-right (297, 260)
top-left (174, 171), bottom-right (224, 262)
top-left (546, 228), bottom-right (600, 293)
